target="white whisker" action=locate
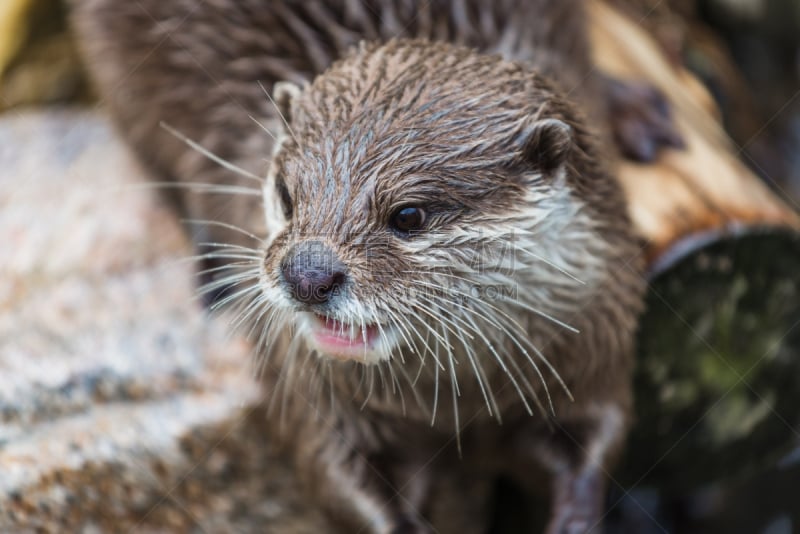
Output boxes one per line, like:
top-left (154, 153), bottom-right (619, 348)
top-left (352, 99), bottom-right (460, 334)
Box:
top-left (159, 121), bottom-right (264, 182)
top-left (184, 218), bottom-right (263, 242)
top-left (258, 81), bottom-right (300, 146)
top-left (249, 114), bottom-right (278, 140)
top-left (122, 180), bottom-right (261, 196)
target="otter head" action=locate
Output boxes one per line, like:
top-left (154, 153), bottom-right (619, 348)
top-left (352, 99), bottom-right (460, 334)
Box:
top-left (260, 39), bottom-right (599, 365)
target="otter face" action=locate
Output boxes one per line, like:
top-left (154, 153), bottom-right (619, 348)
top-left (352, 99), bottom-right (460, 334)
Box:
top-left (259, 40), bottom-right (598, 365)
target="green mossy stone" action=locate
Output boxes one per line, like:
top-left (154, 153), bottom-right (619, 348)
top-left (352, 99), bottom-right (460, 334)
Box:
top-left (622, 226), bottom-right (800, 491)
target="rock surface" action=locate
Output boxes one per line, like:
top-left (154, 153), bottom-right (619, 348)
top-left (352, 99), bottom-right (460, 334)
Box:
top-left (0, 109), bottom-right (330, 533)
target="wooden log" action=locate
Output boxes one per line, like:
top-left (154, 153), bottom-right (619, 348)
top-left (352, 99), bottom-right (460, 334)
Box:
top-left (590, 0), bottom-right (800, 266)
top-left (590, 4), bottom-right (800, 522)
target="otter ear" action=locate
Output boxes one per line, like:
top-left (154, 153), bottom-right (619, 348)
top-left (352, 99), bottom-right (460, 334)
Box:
top-left (273, 81), bottom-right (302, 124)
top-left (522, 118), bottom-right (573, 173)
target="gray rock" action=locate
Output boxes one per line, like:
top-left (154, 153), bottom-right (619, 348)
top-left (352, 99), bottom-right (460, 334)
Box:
top-left (0, 110), bottom-right (329, 533)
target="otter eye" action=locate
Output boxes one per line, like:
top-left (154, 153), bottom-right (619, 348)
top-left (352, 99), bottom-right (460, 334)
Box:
top-left (275, 176), bottom-right (292, 219)
top-left (390, 206), bottom-right (426, 235)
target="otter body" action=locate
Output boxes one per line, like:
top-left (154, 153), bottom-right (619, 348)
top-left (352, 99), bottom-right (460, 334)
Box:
top-left (72, 2), bottom-right (655, 532)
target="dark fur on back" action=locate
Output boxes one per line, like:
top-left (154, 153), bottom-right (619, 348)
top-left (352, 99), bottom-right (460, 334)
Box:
top-left (70, 0), bottom-right (599, 252)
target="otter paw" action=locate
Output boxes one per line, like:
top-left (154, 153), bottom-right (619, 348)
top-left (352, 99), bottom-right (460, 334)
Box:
top-left (390, 515), bottom-right (432, 534)
top-left (546, 503), bottom-right (604, 534)
top-left (606, 78), bottom-right (685, 163)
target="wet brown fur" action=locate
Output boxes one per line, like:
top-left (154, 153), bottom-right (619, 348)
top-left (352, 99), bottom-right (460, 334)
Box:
top-left (71, 1), bottom-right (646, 532)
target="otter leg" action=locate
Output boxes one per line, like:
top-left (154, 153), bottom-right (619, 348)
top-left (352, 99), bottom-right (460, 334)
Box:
top-left (545, 464), bottom-right (606, 534)
top-left (524, 406), bottom-right (626, 534)
top-left (603, 75), bottom-right (686, 163)
top-left (303, 443), bottom-right (434, 533)
top-left (369, 454), bottom-right (435, 534)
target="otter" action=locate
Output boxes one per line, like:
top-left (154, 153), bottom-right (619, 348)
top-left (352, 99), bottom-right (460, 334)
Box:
top-left (71, 1), bottom-right (677, 532)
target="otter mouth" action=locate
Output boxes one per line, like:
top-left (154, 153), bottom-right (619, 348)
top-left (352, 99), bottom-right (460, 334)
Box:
top-left (306, 313), bottom-right (384, 362)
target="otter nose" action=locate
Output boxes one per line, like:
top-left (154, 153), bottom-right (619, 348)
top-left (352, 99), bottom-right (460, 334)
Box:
top-left (280, 241), bottom-right (347, 305)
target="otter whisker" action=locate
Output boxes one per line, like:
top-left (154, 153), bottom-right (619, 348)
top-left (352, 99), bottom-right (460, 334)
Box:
top-left (253, 317), bottom-right (284, 384)
top-left (434, 285), bottom-right (556, 410)
top-left (391, 312), bottom-right (430, 364)
top-left (371, 315), bottom-right (404, 365)
top-left (440, 322), bottom-right (463, 456)
top-left (412, 269), bottom-right (579, 334)
top-left (383, 304), bottom-right (446, 371)
top-left (483, 288), bottom-right (579, 334)
top-left (194, 283), bottom-right (259, 313)
top-left (375, 362), bottom-right (389, 403)
top-left (247, 304), bottom-right (273, 374)
top-left (249, 114), bottom-right (278, 141)
top-left (301, 345), bottom-right (326, 415)
top-left (267, 325), bottom-right (302, 423)
top-left (478, 303), bottom-right (573, 407)
top-left (379, 302), bottom-right (441, 369)
top-left (208, 284), bottom-right (263, 312)
top-left (276, 334), bottom-right (307, 430)
top-left (220, 285), bottom-right (263, 328)
top-left (414, 293), bottom-right (500, 421)
top-left (460, 303), bottom-right (551, 418)
top-left (278, 344), bottom-right (304, 429)
top-left (352, 362), bottom-right (368, 403)
top-left (411, 318), bottom-right (434, 387)
top-left (508, 241), bottom-right (585, 285)
top-left (325, 360), bottom-right (336, 418)
top-left (409, 277), bottom-right (543, 414)
top-left (252, 307), bottom-right (287, 379)
top-left (304, 354), bottom-right (322, 412)
top-left (241, 294), bottom-right (276, 342)
top-left (207, 290), bottom-right (259, 349)
top-left (231, 291), bottom-right (272, 333)
top-left (256, 306), bottom-right (287, 363)
top-left (402, 281), bottom-right (476, 346)
top-left (196, 275), bottom-right (259, 300)
top-left (403, 291), bottom-right (474, 349)
top-left (197, 267), bottom-right (260, 291)
top-left (432, 342), bottom-right (441, 428)
top-left (467, 303), bottom-right (556, 414)
top-left (445, 307), bottom-right (502, 421)
top-left (360, 364), bottom-right (377, 411)
top-left (374, 314), bottom-right (406, 365)
top-left (386, 359), bottom-right (407, 416)
top-left (258, 81), bottom-right (301, 146)
top-left (359, 315), bottom-right (368, 363)
top-left (119, 181), bottom-right (261, 196)
top-left (412, 276), bottom-right (573, 405)
top-left (452, 304), bottom-right (537, 417)
top-left (196, 242), bottom-right (263, 255)
top-left (187, 251), bottom-right (263, 263)
top-left (195, 261), bottom-right (255, 278)
top-left (376, 300), bottom-right (421, 358)
top-left (159, 121), bottom-right (264, 183)
top-left (394, 362), bottom-right (432, 419)
top-left (183, 219), bottom-right (264, 243)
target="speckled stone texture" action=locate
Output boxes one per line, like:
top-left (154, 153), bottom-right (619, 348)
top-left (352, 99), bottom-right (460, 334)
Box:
top-left (0, 110), bottom-right (331, 533)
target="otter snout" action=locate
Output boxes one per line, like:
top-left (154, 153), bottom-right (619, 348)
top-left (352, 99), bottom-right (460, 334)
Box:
top-left (280, 241), bottom-right (347, 306)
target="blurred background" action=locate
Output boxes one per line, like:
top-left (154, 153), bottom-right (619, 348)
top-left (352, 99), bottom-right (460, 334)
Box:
top-left (1, 0), bottom-right (799, 533)
top-left (3, 0), bottom-right (800, 202)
